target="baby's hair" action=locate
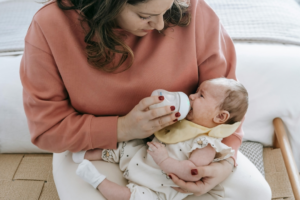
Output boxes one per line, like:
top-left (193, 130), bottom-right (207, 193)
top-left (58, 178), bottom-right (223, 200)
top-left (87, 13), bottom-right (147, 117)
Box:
top-left (209, 78), bottom-right (249, 124)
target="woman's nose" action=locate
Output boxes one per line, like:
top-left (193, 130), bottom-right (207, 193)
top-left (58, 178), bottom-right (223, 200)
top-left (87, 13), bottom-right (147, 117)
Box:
top-left (149, 15), bottom-right (164, 31)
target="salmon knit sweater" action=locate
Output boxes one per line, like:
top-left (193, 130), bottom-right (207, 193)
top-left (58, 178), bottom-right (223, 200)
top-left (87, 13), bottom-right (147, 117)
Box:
top-left (20, 0), bottom-right (243, 163)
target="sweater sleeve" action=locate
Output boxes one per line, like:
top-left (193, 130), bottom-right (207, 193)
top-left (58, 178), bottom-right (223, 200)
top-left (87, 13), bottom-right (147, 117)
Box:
top-left (20, 19), bottom-right (118, 153)
top-left (194, 0), bottom-right (243, 165)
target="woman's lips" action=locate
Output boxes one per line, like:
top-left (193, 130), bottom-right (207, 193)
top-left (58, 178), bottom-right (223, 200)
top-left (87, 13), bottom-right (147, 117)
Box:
top-left (142, 29), bottom-right (154, 32)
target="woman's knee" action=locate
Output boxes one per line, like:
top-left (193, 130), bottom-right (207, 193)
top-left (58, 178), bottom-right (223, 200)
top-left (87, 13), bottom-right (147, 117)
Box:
top-left (248, 177), bottom-right (271, 200)
top-left (221, 171), bottom-right (271, 200)
top-left (239, 174), bottom-right (271, 199)
top-left (221, 151), bottom-right (272, 200)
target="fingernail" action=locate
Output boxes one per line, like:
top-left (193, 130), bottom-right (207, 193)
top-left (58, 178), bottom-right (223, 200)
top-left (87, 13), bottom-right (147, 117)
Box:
top-left (159, 96), bottom-right (164, 101)
top-left (170, 106), bottom-right (175, 111)
top-left (168, 175), bottom-right (172, 179)
top-left (175, 112), bottom-right (181, 117)
top-left (173, 119), bottom-right (178, 122)
top-left (191, 169), bottom-right (198, 175)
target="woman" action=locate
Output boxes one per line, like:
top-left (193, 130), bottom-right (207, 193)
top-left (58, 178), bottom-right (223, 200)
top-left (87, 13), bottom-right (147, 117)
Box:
top-left (20, 0), bottom-right (271, 199)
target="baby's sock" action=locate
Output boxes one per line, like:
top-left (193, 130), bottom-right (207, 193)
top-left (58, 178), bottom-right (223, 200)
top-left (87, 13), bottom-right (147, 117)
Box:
top-left (72, 151), bottom-right (86, 163)
top-left (76, 159), bottom-right (106, 189)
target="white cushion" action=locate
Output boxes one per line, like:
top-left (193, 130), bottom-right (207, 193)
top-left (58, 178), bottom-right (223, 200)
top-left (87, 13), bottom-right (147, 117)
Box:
top-left (0, 55), bottom-right (48, 153)
top-left (235, 42), bottom-right (300, 170)
top-left (53, 151), bottom-right (270, 200)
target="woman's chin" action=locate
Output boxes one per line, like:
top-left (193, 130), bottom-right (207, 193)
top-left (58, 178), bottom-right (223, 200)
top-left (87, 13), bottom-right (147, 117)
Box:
top-left (132, 29), bottom-right (151, 37)
top-left (137, 31), bottom-right (149, 37)
top-left (118, 29), bottom-right (148, 37)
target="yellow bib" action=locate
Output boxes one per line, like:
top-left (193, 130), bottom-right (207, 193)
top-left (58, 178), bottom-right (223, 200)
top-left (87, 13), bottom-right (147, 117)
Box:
top-left (154, 119), bottom-right (241, 144)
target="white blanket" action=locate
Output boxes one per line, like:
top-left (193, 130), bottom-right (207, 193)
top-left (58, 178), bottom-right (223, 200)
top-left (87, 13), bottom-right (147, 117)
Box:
top-left (206, 0), bottom-right (300, 45)
top-left (1, 0), bottom-right (300, 54)
top-left (0, 0), bottom-right (43, 53)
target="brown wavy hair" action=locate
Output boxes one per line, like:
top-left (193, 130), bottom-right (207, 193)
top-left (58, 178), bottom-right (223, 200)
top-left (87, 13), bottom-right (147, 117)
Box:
top-left (44, 0), bottom-right (191, 73)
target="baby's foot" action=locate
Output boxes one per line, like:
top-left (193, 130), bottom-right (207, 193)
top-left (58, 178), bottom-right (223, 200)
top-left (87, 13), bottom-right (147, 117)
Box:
top-left (72, 151), bottom-right (86, 164)
top-left (76, 159), bottom-right (106, 189)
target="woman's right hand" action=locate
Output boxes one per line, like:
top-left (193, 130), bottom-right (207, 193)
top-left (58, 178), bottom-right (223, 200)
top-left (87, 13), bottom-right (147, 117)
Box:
top-left (117, 96), bottom-right (180, 142)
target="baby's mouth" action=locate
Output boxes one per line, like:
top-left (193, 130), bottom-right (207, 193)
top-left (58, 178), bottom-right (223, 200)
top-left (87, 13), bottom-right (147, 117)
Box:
top-left (188, 101), bottom-right (193, 115)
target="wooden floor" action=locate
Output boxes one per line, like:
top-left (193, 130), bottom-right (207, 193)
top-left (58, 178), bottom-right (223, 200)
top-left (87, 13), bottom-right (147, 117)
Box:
top-left (0, 149), bottom-right (297, 200)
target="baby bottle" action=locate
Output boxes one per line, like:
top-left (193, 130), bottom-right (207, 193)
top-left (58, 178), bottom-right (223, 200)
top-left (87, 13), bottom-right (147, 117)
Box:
top-left (149, 89), bottom-right (191, 121)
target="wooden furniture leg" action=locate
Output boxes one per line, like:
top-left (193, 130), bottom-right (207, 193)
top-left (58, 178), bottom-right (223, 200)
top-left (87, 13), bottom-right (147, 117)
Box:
top-left (273, 118), bottom-right (300, 200)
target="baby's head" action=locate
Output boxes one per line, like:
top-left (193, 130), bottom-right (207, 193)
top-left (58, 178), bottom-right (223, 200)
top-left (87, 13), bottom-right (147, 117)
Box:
top-left (186, 78), bottom-right (248, 128)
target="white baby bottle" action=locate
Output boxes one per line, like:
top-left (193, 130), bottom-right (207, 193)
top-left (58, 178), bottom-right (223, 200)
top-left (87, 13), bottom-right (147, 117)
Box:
top-left (149, 89), bottom-right (191, 121)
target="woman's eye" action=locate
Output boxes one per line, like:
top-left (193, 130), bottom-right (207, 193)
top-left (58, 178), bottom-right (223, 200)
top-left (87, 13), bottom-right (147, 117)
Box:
top-left (139, 15), bottom-right (151, 20)
top-left (200, 94), bottom-right (204, 98)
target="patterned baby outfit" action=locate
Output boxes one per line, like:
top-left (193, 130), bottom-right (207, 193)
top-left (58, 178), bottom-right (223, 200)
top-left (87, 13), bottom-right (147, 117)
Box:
top-left (101, 120), bottom-right (240, 200)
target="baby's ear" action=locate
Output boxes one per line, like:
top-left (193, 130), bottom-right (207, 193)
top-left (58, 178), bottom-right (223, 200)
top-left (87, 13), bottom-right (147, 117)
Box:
top-left (213, 110), bottom-right (230, 124)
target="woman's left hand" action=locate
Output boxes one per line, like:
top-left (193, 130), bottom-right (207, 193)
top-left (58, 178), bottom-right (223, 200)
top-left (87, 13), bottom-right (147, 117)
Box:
top-left (169, 158), bottom-right (234, 196)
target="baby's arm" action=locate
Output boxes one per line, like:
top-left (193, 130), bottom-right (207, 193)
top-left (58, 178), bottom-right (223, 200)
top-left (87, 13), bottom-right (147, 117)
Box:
top-left (84, 149), bottom-right (103, 161)
top-left (147, 142), bottom-right (216, 182)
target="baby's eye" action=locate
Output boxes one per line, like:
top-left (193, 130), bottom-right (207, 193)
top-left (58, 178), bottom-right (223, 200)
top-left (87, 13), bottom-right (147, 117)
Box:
top-left (200, 94), bottom-right (204, 98)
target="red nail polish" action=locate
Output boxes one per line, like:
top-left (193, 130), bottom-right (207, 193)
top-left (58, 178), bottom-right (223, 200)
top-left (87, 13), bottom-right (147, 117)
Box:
top-left (170, 106), bottom-right (175, 111)
top-left (173, 119), bottom-right (178, 122)
top-left (175, 112), bottom-right (181, 117)
top-left (159, 96), bottom-right (164, 101)
top-left (168, 175), bottom-right (172, 179)
top-left (191, 169), bottom-right (198, 175)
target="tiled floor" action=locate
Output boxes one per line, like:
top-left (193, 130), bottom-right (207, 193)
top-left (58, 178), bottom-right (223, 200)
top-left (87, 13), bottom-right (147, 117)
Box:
top-left (0, 149), bottom-right (298, 200)
top-left (0, 153), bottom-right (59, 200)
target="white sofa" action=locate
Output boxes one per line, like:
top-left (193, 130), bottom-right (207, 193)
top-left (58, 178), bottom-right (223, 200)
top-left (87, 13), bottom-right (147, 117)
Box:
top-left (2, 42), bottom-right (300, 166)
top-left (2, 41), bottom-right (300, 199)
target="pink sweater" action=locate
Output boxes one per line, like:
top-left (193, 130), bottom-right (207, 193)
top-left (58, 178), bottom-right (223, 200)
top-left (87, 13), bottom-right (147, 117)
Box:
top-left (20, 0), bottom-right (243, 163)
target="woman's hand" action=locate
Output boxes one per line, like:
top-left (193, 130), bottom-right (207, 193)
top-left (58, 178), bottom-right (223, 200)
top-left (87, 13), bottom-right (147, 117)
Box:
top-left (117, 96), bottom-right (180, 142)
top-left (169, 158), bottom-right (235, 196)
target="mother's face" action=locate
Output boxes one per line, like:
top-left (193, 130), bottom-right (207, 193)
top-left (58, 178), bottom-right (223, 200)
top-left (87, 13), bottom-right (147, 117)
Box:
top-left (116, 0), bottom-right (174, 37)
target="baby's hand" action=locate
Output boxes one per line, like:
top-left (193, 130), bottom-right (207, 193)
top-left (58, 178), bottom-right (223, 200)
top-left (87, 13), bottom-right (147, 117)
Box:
top-left (147, 142), bottom-right (169, 166)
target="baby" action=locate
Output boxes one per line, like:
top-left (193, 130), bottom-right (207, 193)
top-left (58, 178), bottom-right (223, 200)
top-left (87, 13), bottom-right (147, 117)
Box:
top-left (73, 78), bottom-right (248, 200)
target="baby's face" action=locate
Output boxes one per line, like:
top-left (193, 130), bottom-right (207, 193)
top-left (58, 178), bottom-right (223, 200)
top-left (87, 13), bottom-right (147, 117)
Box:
top-left (186, 80), bottom-right (227, 127)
